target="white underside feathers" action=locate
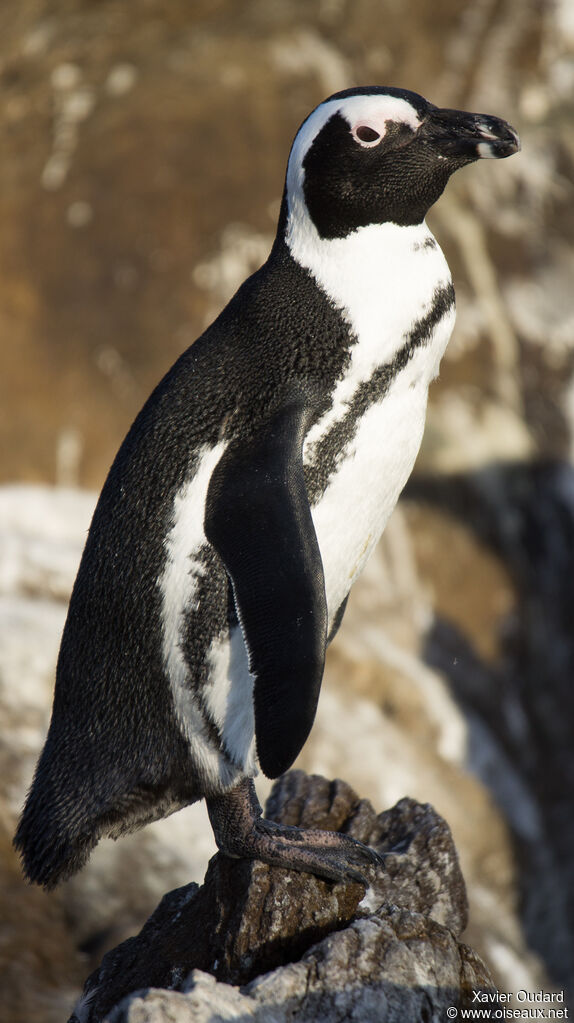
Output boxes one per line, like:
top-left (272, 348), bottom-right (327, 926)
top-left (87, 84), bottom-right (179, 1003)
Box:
top-left (158, 441), bottom-right (242, 788)
top-left (205, 626), bottom-right (257, 775)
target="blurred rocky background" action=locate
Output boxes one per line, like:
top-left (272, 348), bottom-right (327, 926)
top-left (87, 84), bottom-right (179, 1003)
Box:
top-left (1, 0), bottom-right (573, 1020)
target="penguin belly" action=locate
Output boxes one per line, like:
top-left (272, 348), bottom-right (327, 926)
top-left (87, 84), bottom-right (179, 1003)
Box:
top-left (308, 376), bottom-right (423, 628)
top-left (308, 312), bottom-right (453, 630)
top-left (296, 226), bottom-right (456, 631)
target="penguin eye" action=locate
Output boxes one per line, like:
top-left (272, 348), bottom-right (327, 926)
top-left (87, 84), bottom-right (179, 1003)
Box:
top-left (354, 125), bottom-right (382, 146)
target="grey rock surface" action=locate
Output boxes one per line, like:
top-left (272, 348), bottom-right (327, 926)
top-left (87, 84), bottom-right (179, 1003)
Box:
top-left (71, 771), bottom-right (492, 1023)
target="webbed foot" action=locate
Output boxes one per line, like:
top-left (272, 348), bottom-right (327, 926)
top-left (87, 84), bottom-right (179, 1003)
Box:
top-left (206, 778), bottom-right (384, 885)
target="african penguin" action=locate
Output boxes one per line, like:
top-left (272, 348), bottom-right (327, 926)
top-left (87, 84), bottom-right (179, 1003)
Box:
top-left (15, 86), bottom-right (520, 888)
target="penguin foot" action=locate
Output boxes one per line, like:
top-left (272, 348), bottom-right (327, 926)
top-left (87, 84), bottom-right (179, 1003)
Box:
top-left (206, 778), bottom-right (384, 885)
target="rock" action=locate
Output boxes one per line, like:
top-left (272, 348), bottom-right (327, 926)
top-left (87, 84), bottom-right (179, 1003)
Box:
top-left (107, 925), bottom-right (492, 1023)
top-left (71, 771), bottom-right (492, 1023)
top-left (264, 771), bottom-right (468, 935)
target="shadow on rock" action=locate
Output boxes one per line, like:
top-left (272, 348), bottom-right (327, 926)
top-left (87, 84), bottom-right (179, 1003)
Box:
top-left (406, 458), bottom-right (574, 989)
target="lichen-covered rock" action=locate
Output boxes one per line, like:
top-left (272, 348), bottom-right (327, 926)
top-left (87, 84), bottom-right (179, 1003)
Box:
top-left (106, 922), bottom-right (494, 1023)
top-left (265, 772), bottom-right (469, 935)
top-left (70, 771), bottom-right (494, 1023)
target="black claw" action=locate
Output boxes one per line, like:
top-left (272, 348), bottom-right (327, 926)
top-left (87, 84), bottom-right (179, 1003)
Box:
top-left (363, 845), bottom-right (387, 869)
top-left (340, 866), bottom-right (369, 886)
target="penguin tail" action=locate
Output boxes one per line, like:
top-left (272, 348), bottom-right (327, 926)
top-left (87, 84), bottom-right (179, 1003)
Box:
top-left (13, 799), bottom-right (98, 890)
top-left (13, 760), bottom-right (100, 889)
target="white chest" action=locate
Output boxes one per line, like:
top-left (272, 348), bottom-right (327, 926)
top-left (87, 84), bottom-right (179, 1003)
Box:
top-left (290, 219), bottom-right (456, 625)
top-left (308, 360), bottom-right (441, 625)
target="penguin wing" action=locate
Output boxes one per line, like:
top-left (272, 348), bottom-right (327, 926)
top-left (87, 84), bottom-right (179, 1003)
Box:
top-left (204, 398), bottom-right (327, 778)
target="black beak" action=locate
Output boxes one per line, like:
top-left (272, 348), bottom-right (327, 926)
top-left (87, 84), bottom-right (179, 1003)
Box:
top-left (422, 106), bottom-right (521, 162)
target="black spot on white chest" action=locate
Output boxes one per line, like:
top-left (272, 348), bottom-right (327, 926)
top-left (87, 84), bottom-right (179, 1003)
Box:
top-left (303, 279), bottom-right (455, 502)
top-left (296, 223), bottom-right (455, 490)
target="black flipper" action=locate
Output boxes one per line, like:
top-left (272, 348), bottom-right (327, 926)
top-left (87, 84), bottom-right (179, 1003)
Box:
top-left (204, 398), bottom-right (327, 778)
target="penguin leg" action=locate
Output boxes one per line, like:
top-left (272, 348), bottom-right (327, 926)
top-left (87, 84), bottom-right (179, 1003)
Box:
top-left (206, 779), bottom-right (384, 885)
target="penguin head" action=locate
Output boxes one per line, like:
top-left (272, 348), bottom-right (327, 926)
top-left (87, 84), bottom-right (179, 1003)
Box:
top-left (284, 86), bottom-right (520, 240)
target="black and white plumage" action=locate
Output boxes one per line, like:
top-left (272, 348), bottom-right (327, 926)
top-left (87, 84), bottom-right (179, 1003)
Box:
top-left (15, 86), bottom-right (520, 888)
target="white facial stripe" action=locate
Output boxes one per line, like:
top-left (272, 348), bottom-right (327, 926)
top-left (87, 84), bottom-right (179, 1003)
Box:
top-left (287, 99), bottom-right (340, 203)
top-left (286, 94), bottom-right (422, 206)
top-left (343, 95), bottom-right (422, 138)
